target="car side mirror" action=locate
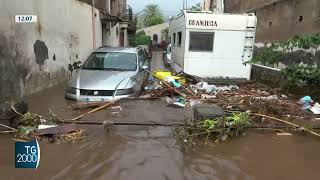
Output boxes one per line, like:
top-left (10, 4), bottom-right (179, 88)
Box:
top-left (73, 61), bottom-right (82, 69)
top-left (141, 65), bottom-right (149, 71)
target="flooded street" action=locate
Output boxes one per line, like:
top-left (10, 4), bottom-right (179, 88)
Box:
top-left (1, 52), bottom-right (320, 180)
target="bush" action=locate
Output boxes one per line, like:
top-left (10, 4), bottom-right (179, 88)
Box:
top-left (129, 31), bottom-right (151, 46)
top-left (282, 65), bottom-right (320, 87)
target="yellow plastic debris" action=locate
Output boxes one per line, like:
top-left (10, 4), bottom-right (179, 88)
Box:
top-left (153, 71), bottom-right (186, 85)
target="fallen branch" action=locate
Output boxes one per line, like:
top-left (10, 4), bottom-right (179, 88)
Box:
top-left (0, 130), bottom-right (16, 134)
top-left (58, 120), bottom-right (187, 126)
top-left (0, 123), bottom-right (18, 131)
top-left (71, 102), bottom-right (105, 109)
top-left (253, 113), bottom-right (320, 138)
top-left (70, 100), bottom-right (118, 121)
top-left (56, 120), bottom-right (320, 131)
top-left (11, 102), bottom-right (24, 116)
top-left (155, 77), bottom-right (187, 98)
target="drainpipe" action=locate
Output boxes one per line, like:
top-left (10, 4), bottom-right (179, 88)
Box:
top-left (92, 0), bottom-right (96, 50)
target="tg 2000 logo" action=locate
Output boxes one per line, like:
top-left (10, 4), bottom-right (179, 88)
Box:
top-left (15, 139), bottom-right (40, 168)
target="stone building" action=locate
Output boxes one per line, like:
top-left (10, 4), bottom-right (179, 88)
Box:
top-left (136, 23), bottom-right (169, 44)
top-left (224, 0), bottom-right (320, 43)
top-left (202, 0), bottom-right (224, 13)
top-left (80, 0), bottom-right (136, 47)
top-left (0, 0), bottom-right (136, 101)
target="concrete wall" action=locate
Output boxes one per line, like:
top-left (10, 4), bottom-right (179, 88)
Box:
top-left (0, 0), bottom-right (102, 101)
top-left (251, 64), bottom-right (282, 87)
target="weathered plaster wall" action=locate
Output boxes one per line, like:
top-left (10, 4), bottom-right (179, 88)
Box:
top-left (103, 23), bottom-right (120, 47)
top-left (0, 0), bottom-right (102, 101)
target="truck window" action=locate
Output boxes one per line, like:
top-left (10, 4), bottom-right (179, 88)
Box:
top-left (177, 32), bottom-right (182, 46)
top-left (189, 32), bottom-right (214, 51)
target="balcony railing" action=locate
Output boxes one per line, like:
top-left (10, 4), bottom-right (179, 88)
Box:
top-left (122, 5), bottom-right (133, 22)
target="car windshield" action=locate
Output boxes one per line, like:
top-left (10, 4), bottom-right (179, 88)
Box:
top-left (82, 52), bottom-right (137, 71)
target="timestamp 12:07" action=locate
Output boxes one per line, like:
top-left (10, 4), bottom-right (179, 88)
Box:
top-left (15, 15), bottom-right (37, 23)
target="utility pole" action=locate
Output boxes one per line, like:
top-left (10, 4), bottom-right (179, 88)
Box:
top-left (186, 0), bottom-right (188, 10)
top-left (92, 0), bottom-right (96, 50)
top-left (183, 0), bottom-right (185, 10)
top-left (183, 0), bottom-right (188, 10)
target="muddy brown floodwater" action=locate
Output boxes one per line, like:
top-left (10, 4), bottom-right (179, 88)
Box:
top-left (1, 52), bottom-right (320, 180)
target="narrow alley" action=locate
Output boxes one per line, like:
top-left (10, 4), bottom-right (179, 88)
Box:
top-left (1, 52), bottom-right (320, 180)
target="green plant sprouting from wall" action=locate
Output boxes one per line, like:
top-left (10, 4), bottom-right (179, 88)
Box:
top-left (250, 33), bottom-right (320, 88)
top-left (251, 33), bottom-right (320, 64)
top-left (282, 65), bottom-right (320, 87)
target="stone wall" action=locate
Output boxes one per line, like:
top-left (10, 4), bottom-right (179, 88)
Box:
top-left (224, 0), bottom-right (320, 69)
top-left (225, 0), bottom-right (320, 42)
top-left (0, 0), bottom-right (102, 101)
top-left (253, 43), bottom-right (320, 69)
top-left (251, 64), bottom-right (282, 87)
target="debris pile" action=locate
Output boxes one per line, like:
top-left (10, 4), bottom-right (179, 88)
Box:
top-left (8, 108), bottom-right (86, 143)
top-left (174, 112), bottom-right (251, 151)
top-left (141, 70), bottom-right (320, 149)
top-left (143, 71), bottom-right (319, 120)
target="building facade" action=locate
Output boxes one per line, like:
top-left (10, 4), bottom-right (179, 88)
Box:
top-left (0, 0), bottom-right (136, 101)
top-left (80, 0), bottom-right (136, 47)
top-left (202, 0), bottom-right (224, 13)
top-left (136, 23), bottom-right (169, 44)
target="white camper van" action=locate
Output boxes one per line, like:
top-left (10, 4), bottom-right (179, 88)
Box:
top-left (169, 11), bottom-right (257, 80)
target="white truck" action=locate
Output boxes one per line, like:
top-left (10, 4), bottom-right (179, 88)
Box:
top-left (169, 10), bottom-right (257, 80)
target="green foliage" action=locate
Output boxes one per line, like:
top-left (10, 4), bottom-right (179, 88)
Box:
top-left (129, 30), bottom-right (151, 46)
top-left (251, 46), bottom-right (285, 65)
top-left (189, 3), bottom-right (202, 11)
top-left (161, 27), bottom-right (169, 42)
top-left (281, 65), bottom-right (320, 87)
top-left (250, 33), bottom-right (320, 65)
top-left (145, 16), bottom-right (164, 27)
top-left (174, 112), bottom-right (252, 151)
top-left (274, 33), bottom-right (320, 50)
top-left (17, 112), bottom-right (42, 127)
top-left (142, 4), bottom-right (164, 27)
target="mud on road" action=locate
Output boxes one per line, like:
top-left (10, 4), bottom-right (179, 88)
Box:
top-left (0, 52), bottom-right (320, 180)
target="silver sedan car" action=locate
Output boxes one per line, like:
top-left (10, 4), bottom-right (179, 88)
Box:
top-left (65, 47), bottom-right (150, 102)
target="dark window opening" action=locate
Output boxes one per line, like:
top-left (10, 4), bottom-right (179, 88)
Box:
top-left (299, 16), bottom-right (303, 22)
top-left (189, 32), bottom-right (214, 51)
top-left (269, 21), bottom-right (272, 26)
top-left (153, 34), bottom-right (158, 42)
top-left (177, 32), bottom-right (182, 46)
top-left (173, 33), bottom-right (176, 45)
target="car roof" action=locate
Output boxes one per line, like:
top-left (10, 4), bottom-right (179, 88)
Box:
top-left (95, 47), bottom-right (140, 53)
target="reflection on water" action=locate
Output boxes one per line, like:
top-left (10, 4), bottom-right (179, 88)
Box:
top-left (0, 84), bottom-right (320, 180)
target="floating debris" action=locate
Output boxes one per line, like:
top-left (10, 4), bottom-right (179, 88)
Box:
top-left (174, 112), bottom-right (251, 152)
